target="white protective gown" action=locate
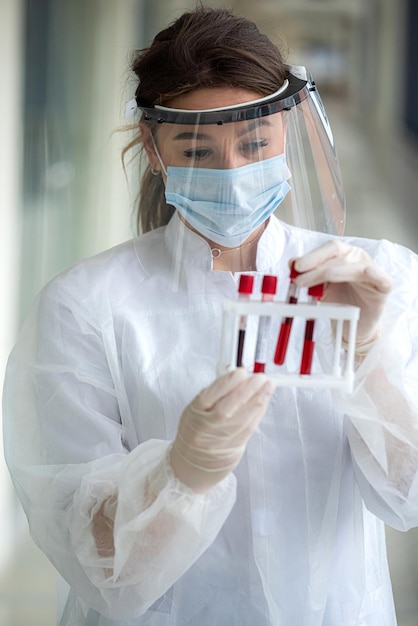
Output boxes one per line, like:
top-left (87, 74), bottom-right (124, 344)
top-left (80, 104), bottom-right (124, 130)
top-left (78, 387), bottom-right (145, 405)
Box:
top-left (3, 213), bottom-right (418, 626)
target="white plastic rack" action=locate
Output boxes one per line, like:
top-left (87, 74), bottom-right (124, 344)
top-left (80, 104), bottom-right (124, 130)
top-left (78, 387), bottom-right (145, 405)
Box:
top-left (218, 299), bottom-right (360, 393)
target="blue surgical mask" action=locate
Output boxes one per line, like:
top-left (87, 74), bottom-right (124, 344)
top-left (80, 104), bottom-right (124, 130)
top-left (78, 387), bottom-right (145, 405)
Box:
top-left (164, 154), bottom-right (291, 248)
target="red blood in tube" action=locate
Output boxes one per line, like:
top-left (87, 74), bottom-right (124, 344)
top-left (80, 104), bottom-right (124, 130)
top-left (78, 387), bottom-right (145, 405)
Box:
top-left (236, 274), bottom-right (254, 367)
top-left (299, 286), bottom-right (324, 375)
top-left (274, 322), bottom-right (292, 365)
top-left (237, 329), bottom-right (246, 367)
top-left (273, 263), bottom-right (300, 365)
top-left (304, 319), bottom-right (315, 342)
top-left (300, 340), bottom-right (315, 375)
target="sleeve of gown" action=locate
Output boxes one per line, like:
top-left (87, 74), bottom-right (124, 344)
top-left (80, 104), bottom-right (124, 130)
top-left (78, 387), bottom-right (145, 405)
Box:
top-left (339, 240), bottom-right (418, 531)
top-left (2, 273), bottom-right (236, 620)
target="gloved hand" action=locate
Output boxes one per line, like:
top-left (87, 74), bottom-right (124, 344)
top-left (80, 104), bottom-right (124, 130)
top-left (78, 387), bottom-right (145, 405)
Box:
top-left (292, 240), bottom-right (393, 350)
top-left (170, 368), bottom-right (274, 493)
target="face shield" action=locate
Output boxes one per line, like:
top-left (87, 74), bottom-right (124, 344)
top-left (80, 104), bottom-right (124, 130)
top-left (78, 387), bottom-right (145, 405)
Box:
top-left (137, 66), bottom-right (345, 242)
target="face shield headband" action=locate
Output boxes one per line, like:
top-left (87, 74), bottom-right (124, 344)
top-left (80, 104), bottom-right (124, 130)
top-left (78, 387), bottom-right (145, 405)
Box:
top-left (135, 68), bottom-right (305, 125)
top-left (130, 66), bottom-right (346, 236)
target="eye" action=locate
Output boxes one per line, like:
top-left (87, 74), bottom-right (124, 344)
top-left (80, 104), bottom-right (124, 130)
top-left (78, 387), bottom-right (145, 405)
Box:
top-left (183, 147), bottom-right (212, 160)
top-left (240, 139), bottom-right (268, 156)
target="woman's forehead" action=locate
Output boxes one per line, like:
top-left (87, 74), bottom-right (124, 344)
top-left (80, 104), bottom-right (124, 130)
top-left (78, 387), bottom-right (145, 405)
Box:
top-left (157, 113), bottom-right (284, 141)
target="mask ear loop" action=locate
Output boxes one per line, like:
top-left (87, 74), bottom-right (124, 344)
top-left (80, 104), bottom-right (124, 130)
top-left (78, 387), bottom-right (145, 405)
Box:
top-left (150, 133), bottom-right (168, 176)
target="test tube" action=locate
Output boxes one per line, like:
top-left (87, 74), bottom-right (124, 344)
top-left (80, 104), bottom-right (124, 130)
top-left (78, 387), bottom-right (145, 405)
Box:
top-left (273, 262), bottom-right (300, 365)
top-left (236, 274), bottom-right (254, 367)
top-left (253, 275), bottom-right (278, 373)
top-left (299, 283), bottom-right (324, 375)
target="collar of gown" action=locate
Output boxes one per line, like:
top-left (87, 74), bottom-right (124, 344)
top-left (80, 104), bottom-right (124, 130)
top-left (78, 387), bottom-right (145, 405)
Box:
top-left (164, 212), bottom-right (288, 272)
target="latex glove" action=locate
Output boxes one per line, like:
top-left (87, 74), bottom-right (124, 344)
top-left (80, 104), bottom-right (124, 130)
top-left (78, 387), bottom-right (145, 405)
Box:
top-left (293, 240), bottom-right (393, 349)
top-left (170, 368), bottom-right (274, 493)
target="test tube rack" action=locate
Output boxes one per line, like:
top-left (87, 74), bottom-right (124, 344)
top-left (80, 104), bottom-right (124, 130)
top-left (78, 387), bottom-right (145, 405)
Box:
top-left (218, 298), bottom-right (360, 393)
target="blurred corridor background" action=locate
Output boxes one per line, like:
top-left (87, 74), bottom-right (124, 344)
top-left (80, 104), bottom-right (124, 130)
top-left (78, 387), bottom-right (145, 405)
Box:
top-left (1, 0), bottom-right (417, 624)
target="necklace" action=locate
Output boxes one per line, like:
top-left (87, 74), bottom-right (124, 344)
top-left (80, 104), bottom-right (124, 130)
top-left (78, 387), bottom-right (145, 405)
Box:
top-left (210, 226), bottom-right (266, 259)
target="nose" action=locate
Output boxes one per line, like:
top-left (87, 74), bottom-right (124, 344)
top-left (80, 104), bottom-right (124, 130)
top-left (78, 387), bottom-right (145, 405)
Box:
top-left (217, 142), bottom-right (244, 169)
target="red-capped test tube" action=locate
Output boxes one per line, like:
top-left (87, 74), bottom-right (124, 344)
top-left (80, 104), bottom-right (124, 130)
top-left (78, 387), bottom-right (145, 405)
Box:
top-left (274, 262), bottom-right (300, 365)
top-left (299, 283), bottom-right (324, 375)
top-left (253, 275), bottom-right (278, 373)
top-left (236, 274), bottom-right (254, 367)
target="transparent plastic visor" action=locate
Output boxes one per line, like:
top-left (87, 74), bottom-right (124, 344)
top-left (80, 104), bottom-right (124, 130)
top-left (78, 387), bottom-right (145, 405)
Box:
top-left (137, 69), bottom-right (345, 238)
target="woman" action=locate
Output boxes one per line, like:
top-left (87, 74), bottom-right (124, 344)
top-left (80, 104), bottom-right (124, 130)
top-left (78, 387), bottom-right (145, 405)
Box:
top-left (3, 6), bottom-right (418, 625)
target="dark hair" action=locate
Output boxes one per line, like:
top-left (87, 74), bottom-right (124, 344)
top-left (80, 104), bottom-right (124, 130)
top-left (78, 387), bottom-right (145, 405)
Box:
top-left (125, 5), bottom-right (287, 234)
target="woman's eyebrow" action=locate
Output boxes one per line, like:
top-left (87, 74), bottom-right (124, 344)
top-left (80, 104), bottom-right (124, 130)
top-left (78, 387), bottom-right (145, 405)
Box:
top-left (172, 131), bottom-right (213, 141)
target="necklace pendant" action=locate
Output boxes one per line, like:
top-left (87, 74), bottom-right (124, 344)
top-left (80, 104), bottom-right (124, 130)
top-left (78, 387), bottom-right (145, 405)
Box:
top-left (211, 248), bottom-right (222, 259)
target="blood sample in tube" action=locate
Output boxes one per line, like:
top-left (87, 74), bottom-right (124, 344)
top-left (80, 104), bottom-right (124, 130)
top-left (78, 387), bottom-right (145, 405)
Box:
top-left (236, 274), bottom-right (254, 367)
top-left (299, 283), bottom-right (324, 375)
top-left (274, 262), bottom-right (300, 365)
